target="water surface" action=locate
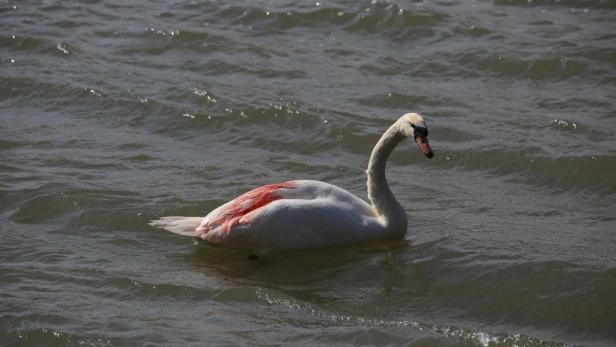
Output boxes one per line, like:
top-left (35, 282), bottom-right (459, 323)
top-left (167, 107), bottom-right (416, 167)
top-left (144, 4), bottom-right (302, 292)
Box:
top-left (1, 0), bottom-right (616, 346)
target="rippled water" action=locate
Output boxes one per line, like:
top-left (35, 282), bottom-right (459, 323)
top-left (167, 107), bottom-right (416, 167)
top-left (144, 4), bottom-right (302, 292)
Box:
top-left (2, 0), bottom-right (615, 346)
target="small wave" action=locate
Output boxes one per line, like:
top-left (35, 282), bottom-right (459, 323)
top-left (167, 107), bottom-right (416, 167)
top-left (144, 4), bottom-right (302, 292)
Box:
top-left (357, 91), bottom-right (465, 109)
top-left (11, 191), bottom-right (79, 224)
top-left (206, 2), bottom-right (446, 42)
top-left (255, 287), bottom-right (567, 346)
top-left (434, 146), bottom-right (616, 193)
top-left (451, 52), bottom-right (587, 80)
top-left (4, 328), bottom-right (113, 347)
top-left (1, 34), bottom-right (68, 56)
top-left (494, 0), bottom-right (616, 10)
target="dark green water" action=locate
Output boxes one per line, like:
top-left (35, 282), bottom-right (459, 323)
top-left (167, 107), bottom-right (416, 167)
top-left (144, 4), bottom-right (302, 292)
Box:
top-left (1, 0), bottom-right (615, 346)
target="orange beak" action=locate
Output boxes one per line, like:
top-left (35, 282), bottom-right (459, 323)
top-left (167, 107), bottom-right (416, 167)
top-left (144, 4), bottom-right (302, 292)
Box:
top-left (415, 135), bottom-right (433, 158)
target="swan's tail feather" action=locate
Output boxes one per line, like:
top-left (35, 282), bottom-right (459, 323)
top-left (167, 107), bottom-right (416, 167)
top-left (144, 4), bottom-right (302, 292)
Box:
top-left (149, 216), bottom-right (202, 237)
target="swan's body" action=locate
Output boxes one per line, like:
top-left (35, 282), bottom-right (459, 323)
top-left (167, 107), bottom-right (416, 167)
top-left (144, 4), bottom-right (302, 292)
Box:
top-left (150, 113), bottom-right (433, 250)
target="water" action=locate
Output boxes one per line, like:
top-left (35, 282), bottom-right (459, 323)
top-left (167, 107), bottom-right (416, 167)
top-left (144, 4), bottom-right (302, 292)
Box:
top-left (1, 0), bottom-right (615, 345)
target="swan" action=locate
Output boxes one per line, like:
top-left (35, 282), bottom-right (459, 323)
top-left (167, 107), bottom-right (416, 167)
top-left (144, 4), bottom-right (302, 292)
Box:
top-left (150, 113), bottom-right (433, 250)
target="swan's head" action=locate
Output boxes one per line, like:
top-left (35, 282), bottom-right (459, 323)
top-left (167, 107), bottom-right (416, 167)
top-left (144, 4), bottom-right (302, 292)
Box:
top-left (400, 113), bottom-right (433, 158)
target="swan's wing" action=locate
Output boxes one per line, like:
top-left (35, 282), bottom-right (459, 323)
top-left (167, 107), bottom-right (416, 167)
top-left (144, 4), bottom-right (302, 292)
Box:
top-left (197, 180), bottom-right (379, 248)
top-left (230, 197), bottom-right (384, 249)
top-left (196, 181), bottom-right (296, 241)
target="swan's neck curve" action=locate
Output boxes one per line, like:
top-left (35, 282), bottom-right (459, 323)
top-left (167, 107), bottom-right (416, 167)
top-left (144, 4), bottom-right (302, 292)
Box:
top-left (366, 120), bottom-right (408, 238)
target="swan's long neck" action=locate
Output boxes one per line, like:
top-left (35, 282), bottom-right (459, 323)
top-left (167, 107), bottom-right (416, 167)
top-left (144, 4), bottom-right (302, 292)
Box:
top-left (367, 120), bottom-right (408, 237)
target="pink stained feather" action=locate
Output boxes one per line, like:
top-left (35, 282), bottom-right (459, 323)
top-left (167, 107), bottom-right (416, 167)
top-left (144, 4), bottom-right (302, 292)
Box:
top-left (199, 181), bottom-right (296, 234)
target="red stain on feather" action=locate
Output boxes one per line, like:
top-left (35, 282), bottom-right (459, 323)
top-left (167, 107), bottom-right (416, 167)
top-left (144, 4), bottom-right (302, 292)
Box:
top-left (202, 181), bottom-right (295, 233)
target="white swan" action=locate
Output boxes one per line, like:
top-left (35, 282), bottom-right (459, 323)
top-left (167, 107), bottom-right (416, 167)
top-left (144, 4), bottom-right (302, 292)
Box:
top-left (150, 113), bottom-right (433, 250)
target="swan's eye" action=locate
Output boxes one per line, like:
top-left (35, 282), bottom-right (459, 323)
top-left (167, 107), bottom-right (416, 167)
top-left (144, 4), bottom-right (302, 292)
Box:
top-left (410, 124), bottom-right (416, 129)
